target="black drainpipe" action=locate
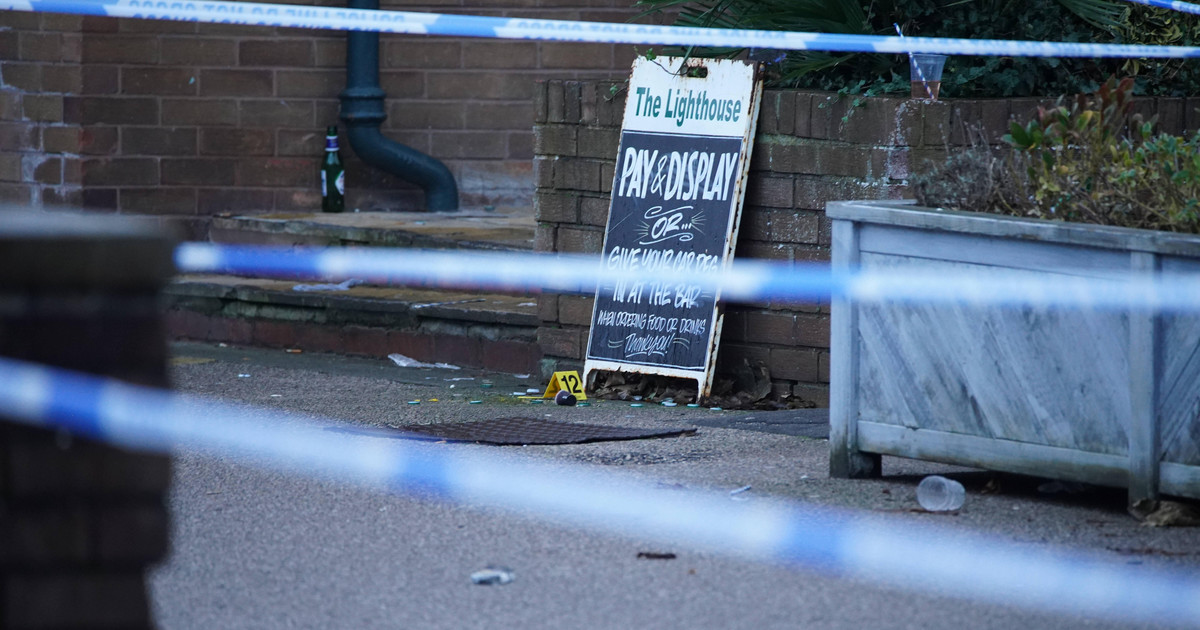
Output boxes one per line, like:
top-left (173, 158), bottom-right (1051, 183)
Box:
top-left (340, 0), bottom-right (459, 211)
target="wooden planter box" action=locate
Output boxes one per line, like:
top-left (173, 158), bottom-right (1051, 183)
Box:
top-left (828, 200), bottom-right (1200, 504)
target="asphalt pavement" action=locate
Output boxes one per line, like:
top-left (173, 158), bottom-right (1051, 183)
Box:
top-left (150, 342), bottom-right (1200, 629)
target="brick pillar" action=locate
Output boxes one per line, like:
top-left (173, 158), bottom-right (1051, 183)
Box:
top-left (0, 211), bottom-right (175, 629)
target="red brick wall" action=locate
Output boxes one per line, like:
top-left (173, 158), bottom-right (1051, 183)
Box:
top-left (0, 1), bottom-right (647, 227)
top-left (0, 12), bottom-right (83, 207)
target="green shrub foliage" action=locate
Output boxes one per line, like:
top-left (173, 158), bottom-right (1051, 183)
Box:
top-left (912, 77), bottom-right (1200, 233)
top-left (635, 0), bottom-right (1200, 97)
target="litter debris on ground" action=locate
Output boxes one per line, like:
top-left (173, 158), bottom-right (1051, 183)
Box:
top-left (237, 374), bottom-right (251, 378)
top-left (387, 353), bottom-right (460, 370)
top-left (170, 356), bottom-right (216, 366)
top-left (470, 566), bottom-right (514, 585)
top-left (554, 390), bottom-right (577, 406)
top-left (636, 552), bottom-right (677, 560)
top-left (729, 485), bottom-right (752, 501)
top-left (292, 278), bottom-right (363, 292)
top-left (1129, 499), bottom-right (1200, 527)
top-left (589, 367), bottom-right (817, 410)
top-left (916, 475), bottom-right (966, 512)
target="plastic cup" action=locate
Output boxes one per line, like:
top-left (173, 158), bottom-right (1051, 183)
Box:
top-left (910, 53), bottom-right (947, 100)
top-left (916, 475), bottom-right (965, 511)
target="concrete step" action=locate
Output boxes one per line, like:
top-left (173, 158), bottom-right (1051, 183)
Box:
top-left (165, 274), bottom-right (543, 374)
top-left (165, 207), bottom-right (544, 373)
top-left (208, 209), bottom-right (535, 251)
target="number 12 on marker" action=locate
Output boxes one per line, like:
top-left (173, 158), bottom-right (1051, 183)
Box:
top-left (542, 371), bottom-right (587, 400)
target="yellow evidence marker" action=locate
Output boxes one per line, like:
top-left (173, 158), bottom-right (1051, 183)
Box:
top-left (539, 370), bottom-right (587, 400)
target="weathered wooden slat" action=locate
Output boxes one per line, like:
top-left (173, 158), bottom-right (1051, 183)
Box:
top-left (856, 252), bottom-right (1130, 454)
top-left (857, 421), bottom-right (1130, 488)
top-left (858, 223), bottom-right (1128, 278)
top-left (1128, 251), bottom-right (1162, 504)
top-left (829, 219), bottom-right (880, 478)
top-left (1159, 462), bottom-right (1200, 500)
top-left (1159, 257), bottom-right (1200, 465)
top-left (1159, 362), bottom-right (1200, 465)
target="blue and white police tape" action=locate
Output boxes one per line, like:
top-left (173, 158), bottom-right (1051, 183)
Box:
top-left (1, 353), bottom-right (1199, 624)
top-left (6, 0), bottom-right (1200, 59)
top-left (1125, 0), bottom-right (1200, 17)
top-left (176, 242), bottom-right (1200, 313)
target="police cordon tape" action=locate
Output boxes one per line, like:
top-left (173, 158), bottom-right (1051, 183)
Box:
top-left (176, 243), bottom-right (1200, 313)
top-left (6, 0), bottom-right (1200, 58)
top-left (2, 353), bottom-right (1200, 625)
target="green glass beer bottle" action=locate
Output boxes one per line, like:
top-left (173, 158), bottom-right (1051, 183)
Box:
top-left (321, 125), bottom-right (345, 213)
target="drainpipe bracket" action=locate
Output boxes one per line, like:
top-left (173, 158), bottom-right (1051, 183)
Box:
top-left (339, 88), bottom-right (387, 125)
top-left (340, 86), bottom-right (386, 100)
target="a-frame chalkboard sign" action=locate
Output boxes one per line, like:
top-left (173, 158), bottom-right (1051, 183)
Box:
top-left (583, 56), bottom-right (762, 399)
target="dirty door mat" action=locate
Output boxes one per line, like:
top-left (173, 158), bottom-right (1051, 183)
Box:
top-left (390, 417), bottom-right (697, 445)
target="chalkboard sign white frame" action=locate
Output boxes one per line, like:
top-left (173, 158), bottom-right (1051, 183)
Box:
top-left (583, 56), bottom-right (762, 399)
